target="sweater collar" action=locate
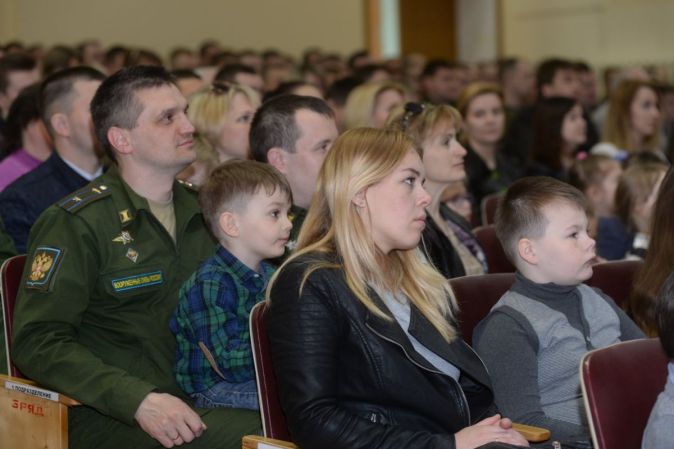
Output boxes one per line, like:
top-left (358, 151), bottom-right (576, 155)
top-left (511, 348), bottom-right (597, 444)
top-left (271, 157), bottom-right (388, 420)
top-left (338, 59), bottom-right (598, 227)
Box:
top-left (512, 271), bottom-right (577, 301)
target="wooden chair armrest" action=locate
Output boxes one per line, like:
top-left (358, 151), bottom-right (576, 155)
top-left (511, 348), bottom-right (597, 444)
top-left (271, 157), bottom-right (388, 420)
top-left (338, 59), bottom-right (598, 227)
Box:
top-left (0, 374), bottom-right (80, 406)
top-left (240, 424), bottom-right (549, 447)
top-left (512, 422), bottom-right (550, 442)
top-left (242, 435), bottom-right (298, 449)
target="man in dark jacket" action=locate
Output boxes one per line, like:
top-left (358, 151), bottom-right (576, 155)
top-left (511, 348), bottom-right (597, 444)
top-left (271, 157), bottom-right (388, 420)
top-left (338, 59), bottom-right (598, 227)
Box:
top-left (0, 66), bottom-right (105, 252)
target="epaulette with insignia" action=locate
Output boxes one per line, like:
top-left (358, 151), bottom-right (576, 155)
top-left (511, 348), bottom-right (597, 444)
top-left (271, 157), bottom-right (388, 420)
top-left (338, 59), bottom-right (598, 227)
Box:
top-left (58, 184), bottom-right (111, 213)
top-left (177, 179), bottom-right (199, 192)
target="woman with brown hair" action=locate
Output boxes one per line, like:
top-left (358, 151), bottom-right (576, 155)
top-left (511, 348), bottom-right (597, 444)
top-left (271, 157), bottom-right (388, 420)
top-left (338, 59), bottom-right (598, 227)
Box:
top-left (528, 96), bottom-right (587, 181)
top-left (456, 82), bottom-right (520, 220)
top-left (628, 167), bottom-right (674, 335)
top-left (591, 79), bottom-right (662, 162)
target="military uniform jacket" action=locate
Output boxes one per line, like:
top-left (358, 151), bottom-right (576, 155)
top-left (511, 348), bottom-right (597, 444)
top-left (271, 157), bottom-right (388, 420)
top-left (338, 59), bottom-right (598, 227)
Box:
top-left (12, 166), bottom-right (216, 425)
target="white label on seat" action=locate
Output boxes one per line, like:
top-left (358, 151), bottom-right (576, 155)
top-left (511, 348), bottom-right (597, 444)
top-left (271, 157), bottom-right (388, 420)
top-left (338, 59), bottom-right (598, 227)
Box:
top-left (259, 443), bottom-right (285, 449)
top-left (4, 381), bottom-right (60, 402)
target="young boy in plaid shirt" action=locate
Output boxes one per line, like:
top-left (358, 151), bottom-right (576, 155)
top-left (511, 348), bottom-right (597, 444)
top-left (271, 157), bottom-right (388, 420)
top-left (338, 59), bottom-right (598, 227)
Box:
top-left (170, 160), bottom-right (292, 410)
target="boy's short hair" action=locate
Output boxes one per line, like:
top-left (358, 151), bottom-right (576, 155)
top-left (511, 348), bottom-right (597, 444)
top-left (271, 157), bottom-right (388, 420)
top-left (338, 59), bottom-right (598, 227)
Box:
top-left (199, 160), bottom-right (293, 238)
top-left (496, 176), bottom-right (588, 263)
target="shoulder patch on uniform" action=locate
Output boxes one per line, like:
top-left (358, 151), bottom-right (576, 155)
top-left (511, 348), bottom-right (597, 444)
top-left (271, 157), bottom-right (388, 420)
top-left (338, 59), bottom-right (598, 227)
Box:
top-left (25, 246), bottom-right (64, 291)
top-left (58, 184), bottom-right (111, 213)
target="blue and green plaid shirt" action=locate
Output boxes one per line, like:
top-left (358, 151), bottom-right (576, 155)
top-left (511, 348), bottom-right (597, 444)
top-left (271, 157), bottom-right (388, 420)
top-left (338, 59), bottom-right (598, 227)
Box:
top-left (169, 245), bottom-right (274, 394)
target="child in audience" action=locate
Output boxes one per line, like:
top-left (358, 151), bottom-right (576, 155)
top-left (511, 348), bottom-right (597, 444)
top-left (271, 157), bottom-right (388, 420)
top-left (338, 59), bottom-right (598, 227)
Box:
top-left (568, 154), bottom-right (622, 219)
top-left (170, 160), bottom-right (292, 410)
top-left (642, 270), bottom-right (674, 449)
top-left (474, 176), bottom-right (645, 443)
top-left (594, 161), bottom-right (667, 260)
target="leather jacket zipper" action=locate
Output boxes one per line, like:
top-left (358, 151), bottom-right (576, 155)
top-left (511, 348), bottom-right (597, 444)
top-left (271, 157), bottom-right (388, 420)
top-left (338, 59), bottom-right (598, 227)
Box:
top-left (365, 322), bottom-right (471, 425)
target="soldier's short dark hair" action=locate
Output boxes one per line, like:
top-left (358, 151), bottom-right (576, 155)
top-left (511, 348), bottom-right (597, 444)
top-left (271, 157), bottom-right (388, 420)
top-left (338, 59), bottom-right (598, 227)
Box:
top-left (0, 53), bottom-right (37, 94)
top-left (249, 94), bottom-right (334, 163)
top-left (91, 65), bottom-right (176, 162)
top-left (199, 160), bottom-right (292, 239)
top-left (40, 66), bottom-right (105, 137)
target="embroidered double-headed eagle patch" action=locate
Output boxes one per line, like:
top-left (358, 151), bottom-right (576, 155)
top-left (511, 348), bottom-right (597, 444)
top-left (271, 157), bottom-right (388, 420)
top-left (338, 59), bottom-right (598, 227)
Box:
top-left (26, 247), bottom-right (64, 291)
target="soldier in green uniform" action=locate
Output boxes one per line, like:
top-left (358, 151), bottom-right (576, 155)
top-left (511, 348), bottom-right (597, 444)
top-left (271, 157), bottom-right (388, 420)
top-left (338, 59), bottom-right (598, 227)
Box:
top-left (12, 66), bottom-right (260, 449)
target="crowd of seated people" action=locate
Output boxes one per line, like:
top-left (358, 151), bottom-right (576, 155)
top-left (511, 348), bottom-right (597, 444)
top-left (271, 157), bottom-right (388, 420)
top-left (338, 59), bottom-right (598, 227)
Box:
top-left (1, 38), bottom-right (674, 449)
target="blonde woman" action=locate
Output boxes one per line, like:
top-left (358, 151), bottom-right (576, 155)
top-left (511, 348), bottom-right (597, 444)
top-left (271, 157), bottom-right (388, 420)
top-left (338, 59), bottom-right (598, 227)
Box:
top-left (387, 102), bottom-right (487, 278)
top-left (178, 83), bottom-right (260, 186)
top-left (591, 79), bottom-right (662, 161)
top-left (342, 82), bottom-right (406, 130)
top-left (266, 128), bottom-right (528, 449)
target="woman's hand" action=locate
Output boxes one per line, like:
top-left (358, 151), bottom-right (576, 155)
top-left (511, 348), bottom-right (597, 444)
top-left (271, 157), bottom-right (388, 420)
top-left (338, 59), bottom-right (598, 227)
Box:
top-left (455, 414), bottom-right (529, 449)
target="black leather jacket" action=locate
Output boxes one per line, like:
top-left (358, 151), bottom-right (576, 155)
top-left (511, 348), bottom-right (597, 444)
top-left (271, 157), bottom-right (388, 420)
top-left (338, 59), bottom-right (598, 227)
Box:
top-left (267, 252), bottom-right (498, 449)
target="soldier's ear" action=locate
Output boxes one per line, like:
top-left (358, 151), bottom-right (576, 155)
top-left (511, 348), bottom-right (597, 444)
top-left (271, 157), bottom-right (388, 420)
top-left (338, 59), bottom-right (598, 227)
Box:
top-left (50, 113), bottom-right (70, 138)
top-left (108, 127), bottom-right (132, 155)
top-left (218, 211), bottom-right (239, 238)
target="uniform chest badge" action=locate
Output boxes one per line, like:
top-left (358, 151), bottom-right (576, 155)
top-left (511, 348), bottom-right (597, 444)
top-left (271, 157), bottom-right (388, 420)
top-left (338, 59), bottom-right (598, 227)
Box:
top-left (125, 248), bottom-right (139, 263)
top-left (112, 231), bottom-right (134, 245)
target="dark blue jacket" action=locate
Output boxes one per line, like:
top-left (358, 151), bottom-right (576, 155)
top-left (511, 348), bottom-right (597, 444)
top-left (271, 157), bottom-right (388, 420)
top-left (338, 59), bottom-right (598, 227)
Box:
top-left (0, 152), bottom-right (89, 252)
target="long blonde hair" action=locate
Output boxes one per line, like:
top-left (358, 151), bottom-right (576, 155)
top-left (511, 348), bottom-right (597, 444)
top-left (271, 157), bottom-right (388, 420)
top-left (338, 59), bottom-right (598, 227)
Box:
top-left (268, 128), bottom-right (459, 342)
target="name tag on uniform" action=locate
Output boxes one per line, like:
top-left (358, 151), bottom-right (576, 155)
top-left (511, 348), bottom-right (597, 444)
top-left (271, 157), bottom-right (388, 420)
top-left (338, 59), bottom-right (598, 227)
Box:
top-left (111, 271), bottom-right (163, 293)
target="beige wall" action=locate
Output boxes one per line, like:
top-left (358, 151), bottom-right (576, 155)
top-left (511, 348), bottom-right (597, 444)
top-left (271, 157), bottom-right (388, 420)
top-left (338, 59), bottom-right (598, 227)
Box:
top-left (1, 0), bottom-right (366, 59)
top-left (501, 0), bottom-right (674, 68)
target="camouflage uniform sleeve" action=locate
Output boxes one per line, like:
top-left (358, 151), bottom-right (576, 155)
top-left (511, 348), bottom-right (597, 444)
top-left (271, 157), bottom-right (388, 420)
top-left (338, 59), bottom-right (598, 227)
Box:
top-left (12, 206), bottom-right (156, 425)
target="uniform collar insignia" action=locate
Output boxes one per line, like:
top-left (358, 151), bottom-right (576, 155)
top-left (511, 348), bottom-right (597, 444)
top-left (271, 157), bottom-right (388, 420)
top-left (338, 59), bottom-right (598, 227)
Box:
top-left (119, 209), bottom-right (132, 223)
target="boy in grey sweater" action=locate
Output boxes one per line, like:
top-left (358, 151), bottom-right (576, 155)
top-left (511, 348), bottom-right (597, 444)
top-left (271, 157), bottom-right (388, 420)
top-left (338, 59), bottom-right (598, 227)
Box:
top-left (474, 176), bottom-right (644, 443)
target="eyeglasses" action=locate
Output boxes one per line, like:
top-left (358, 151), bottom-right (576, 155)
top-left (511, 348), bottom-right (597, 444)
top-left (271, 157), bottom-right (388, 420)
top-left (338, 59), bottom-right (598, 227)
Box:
top-left (400, 102), bottom-right (426, 130)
